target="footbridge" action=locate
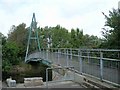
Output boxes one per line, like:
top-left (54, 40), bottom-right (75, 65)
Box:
top-left (25, 48), bottom-right (120, 87)
top-left (24, 13), bottom-right (120, 88)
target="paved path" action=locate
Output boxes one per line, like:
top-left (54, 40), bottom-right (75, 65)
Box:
top-left (2, 81), bottom-right (83, 88)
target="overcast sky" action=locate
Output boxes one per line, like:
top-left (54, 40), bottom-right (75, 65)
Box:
top-left (0, 0), bottom-right (119, 37)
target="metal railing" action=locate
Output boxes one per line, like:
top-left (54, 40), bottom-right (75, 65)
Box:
top-left (30, 48), bottom-right (120, 86)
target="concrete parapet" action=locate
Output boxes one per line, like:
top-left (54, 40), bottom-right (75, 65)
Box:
top-left (24, 77), bottom-right (43, 87)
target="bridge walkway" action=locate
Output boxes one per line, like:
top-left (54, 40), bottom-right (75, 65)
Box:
top-left (26, 48), bottom-right (120, 87)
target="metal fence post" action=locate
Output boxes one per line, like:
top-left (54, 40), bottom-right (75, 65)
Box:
top-left (87, 51), bottom-right (90, 63)
top-left (64, 49), bottom-right (66, 65)
top-left (47, 49), bottom-right (48, 60)
top-left (66, 49), bottom-right (69, 66)
top-left (57, 49), bottom-right (60, 65)
top-left (39, 49), bottom-right (41, 59)
top-left (43, 49), bottom-right (45, 59)
top-left (45, 49), bottom-right (46, 59)
top-left (71, 48), bottom-right (72, 60)
top-left (64, 49), bottom-right (66, 55)
top-left (46, 68), bottom-right (48, 88)
top-left (51, 49), bottom-right (53, 63)
top-left (79, 49), bottom-right (82, 74)
top-left (100, 52), bottom-right (103, 81)
top-left (73, 67), bottom-right (75, 81)
top-left (55, 49), bottom-right (58, 64)
top-left (44, 49), bottom-right (46, 59)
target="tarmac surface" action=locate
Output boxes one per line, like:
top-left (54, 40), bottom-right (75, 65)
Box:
top-left (2, 81), bottom-right (83, 88)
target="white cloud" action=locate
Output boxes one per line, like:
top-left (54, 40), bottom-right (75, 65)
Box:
top-left (0, 0), bottom-right (119, 37)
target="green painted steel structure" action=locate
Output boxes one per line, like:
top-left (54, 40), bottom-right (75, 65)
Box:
top-left (25, 13), bottom-right (41, 62)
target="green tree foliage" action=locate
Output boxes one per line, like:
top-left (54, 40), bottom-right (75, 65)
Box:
top-left (2, 23), bottom-right (28, 72)
top-left (8, 23), bottom-right (28, 58)
top-left (101, 8), bottom-right (120, 49)
top-left (1, 33), bottom-right (20, 72)
top-left (38, 25), bottom-right (71, 48)
top-left (70, 29), bottom-right (101, 48)
top-left (3, 42), bottom-right (20, 65)
top-left (82, 34), bottom-right (102, 48)
top-left (0, 33), bottom-right (6, 45)
top-left (7, 23), bottom-right (101, 50)
top-left (1, 22), bottom-right (102, 73)
top-left (7, 23), bottom-right (101, 56)
top-left (51, 25), bottom-right (71, 48)
top-left (38, 26), bottom-right (51, 49)
top-left (70, 28), bottom-right (84, 48)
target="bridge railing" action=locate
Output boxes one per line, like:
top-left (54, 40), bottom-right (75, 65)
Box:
top-left (38, 48), bottom-right (120, 86)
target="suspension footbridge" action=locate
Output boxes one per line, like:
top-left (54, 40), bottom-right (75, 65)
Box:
top-left (24, 13), bottom-right (120, 88)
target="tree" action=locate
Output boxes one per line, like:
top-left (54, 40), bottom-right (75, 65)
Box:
top-left (3, 42), bottom-right (20, 64)
top-left (8, 23), bottom-right (28, 58)
top-left (70, 28), bottom-right (84, 48)
top-left (1, 32), bottom-right (20, 72)
top-left (101, 8), bottom-right (120, 49)
top-left (70, 29), bottom-right (76, 48)
top-left (51, 25), bottom-right (70, 48)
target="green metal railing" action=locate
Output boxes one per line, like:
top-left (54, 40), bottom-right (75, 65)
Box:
top-left (39, 48), bottom-right (120, 86)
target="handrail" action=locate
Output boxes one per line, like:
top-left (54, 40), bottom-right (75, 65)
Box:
top-left (40, 48), bottom-right (120, 52)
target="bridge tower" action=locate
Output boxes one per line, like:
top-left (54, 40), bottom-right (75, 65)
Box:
top-left (25, 13), bottom-right (40, 62)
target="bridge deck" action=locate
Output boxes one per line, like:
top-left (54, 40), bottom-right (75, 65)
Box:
top-left (26, 50), bottom-right (120, 86)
